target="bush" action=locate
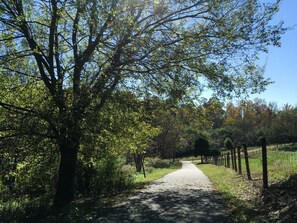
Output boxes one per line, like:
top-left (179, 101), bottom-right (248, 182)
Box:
top-left (91, 158), bottom-right (135, 195)
top-left (145, 157), bottom-right (172, 168)
top-left (0, 158), bottom-right (56, 222)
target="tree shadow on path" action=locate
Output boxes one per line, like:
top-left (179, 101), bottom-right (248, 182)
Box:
top-left (94, 187), bottom-right (231, 223)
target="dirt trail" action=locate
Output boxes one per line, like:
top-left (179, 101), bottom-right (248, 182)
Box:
top-left (94, 161), bottom-right (231, 223)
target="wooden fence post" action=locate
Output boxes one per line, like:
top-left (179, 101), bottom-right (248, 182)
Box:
top-left (233, 147), bottom-right (237, 172)
top-left (227, 152), bottom-right (230, 168)
top-left (237, 146), bottom-right (242, 175)
top-left (243, 143), bottom-right (251, 180)
top-left (260, 137), bottom-right (268, 189)
top-left (231, 149), bottom-right (234, 170)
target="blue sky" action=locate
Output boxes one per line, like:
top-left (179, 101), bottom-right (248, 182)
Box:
top-left (251, 0), bottom-right (297, 107)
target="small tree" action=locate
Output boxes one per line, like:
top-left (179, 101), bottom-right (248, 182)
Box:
top-left (194, 135), bottom-right (210, 163)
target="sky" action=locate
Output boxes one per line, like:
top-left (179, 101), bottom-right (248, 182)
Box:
top-left (251, 0), bottom-right (297, 107)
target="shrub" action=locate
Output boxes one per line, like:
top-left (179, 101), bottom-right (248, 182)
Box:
top-left (145, 157), bottom-right (172, 168)
top-left (91, 158), bottom-right (135, 195)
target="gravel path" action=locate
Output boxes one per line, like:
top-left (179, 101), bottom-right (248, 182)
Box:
top-left (94, 161), bottom-right (231, 223)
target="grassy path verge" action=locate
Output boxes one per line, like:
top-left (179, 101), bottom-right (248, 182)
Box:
top-left (198, 164), bottom-right (264, 223)
top-left (198, 145), bottom-right (297, 222)
top-left (134, 165), bottom-right (181, 185)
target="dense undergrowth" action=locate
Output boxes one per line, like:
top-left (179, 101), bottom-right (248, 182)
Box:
top-left (0, 157), bottom-right (180, 222)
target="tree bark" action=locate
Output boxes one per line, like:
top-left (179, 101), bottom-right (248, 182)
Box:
top-left (54, 143), bottom-right (79, 207)
top-left (134, 154), bottom-right (143, 172)
top-left (54, 114), bottom-right (81, 207)
top-left (140, 157), bottom-right (146, 178)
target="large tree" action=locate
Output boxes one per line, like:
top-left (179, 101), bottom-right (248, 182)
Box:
top-left (0, 0), bottom-right (285, 206)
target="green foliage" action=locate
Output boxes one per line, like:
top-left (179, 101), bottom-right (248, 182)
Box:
top-left (134, 161), bottom-right (181, 185)
top-left (224, 137), bottom-right (234, 150)
top-left (145, 157), bottom-right (173, 169)
top-left (193, 135), bottom-right (210, 157)
top-left (87, 157), bottom-right (135, 196)
top-left (273, 104), bottom-right (297, 144)
top-left (200, 146), bottom-right (297, 222)
top-left (0, 0), bottom-right (289, 210)
top-left (209, 149), bottom-right (221, 157)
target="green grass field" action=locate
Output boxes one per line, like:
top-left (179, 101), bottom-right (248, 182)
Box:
top-left (241, 146), bottom-right (297, 183)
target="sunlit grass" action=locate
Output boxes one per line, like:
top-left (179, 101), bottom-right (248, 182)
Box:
top-left (244, 149), bottom-right (297, 183)
top-left (134, 163), bottom-right (181, 185)
top-left (198, 145), bottom-right (297, 222)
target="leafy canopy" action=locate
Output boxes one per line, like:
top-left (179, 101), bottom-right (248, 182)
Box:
top-left (0, 0), bottom-right (285, 111)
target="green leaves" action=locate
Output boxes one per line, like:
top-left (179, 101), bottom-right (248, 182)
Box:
top-left (0, 0), bottom-right (288, 207)
top-left (0, 0), bottom-right (287, 109)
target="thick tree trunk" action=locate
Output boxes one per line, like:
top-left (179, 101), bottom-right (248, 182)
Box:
top-left (54, 144), bottom-right (78, 207)
top-left (54, 115), bottom-right (81, 207)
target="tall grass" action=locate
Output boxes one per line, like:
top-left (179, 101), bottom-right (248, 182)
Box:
top-left (0, 196), bottom-right (51, 222)
top-left (241, 148), bottom-right (297, 183)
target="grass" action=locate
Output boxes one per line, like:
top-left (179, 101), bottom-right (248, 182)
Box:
top-left (134, 162), bottom-right (181, 185)
top-left (179, 156), bottom-right (200, 162)
top-left (242, 147), bottom-right (297, 183)
top-left (198, 144), bottom-right (297, 222)
top-left (198, 164), bottom-right (263, 223)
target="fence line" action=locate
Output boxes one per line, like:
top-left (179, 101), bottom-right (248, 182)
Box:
top-left (208, 139), bottom-right (269, 190)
